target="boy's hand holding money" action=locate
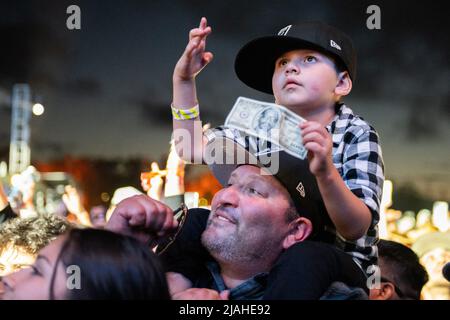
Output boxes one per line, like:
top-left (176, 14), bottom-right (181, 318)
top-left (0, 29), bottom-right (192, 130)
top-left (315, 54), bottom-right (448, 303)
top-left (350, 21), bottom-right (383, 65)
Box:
top-left (300, 121), bottom-right (334, 178)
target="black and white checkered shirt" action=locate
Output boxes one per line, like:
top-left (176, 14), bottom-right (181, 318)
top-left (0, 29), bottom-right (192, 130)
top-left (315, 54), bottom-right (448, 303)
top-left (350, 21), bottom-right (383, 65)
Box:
top-left (205, 103), bottom-right (384, 276)
top-left (325, 104), bottom-right (384, 275)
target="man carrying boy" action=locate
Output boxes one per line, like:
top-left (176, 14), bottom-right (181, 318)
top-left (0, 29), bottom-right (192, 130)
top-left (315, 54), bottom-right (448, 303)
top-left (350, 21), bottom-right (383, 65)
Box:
top-left (170, 18), bottom-right (384, 296)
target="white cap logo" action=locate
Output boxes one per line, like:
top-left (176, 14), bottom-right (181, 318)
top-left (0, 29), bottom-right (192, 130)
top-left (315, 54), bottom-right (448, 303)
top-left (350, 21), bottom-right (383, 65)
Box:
top-left (330, 40), bottom-right (341, 51)
top-left (296, 182), bottom-right (306, 198)
top-left (278, 25), bottom-right (292, 36)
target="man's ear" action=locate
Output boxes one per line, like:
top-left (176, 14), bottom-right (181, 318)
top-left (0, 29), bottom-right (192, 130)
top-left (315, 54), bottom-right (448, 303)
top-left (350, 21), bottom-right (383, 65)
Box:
top-left (369, 283), bottom-right (396, 300)
top-left (282, 217), bottom-right (313, 249)
top-left (334, 71), bottom-right (352, 97)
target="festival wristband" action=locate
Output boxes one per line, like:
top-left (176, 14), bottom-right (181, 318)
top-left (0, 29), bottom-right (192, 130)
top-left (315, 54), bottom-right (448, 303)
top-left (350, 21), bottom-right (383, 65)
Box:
top-left (171, 104), bottom-right (200, 120)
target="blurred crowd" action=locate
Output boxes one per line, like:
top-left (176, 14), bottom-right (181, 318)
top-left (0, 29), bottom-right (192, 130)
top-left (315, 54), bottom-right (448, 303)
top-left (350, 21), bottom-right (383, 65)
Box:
top-left (0, 162), bottom-right (448, 300)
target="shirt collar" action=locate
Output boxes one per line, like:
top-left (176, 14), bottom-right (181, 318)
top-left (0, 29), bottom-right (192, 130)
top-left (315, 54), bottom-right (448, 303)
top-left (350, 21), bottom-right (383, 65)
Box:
top-left (206, 261), bottom-right (268, 300)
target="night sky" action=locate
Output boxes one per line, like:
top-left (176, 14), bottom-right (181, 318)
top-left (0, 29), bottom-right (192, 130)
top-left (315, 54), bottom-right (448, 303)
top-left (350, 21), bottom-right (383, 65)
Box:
top-left (0, 0), bottom-right (449, 201)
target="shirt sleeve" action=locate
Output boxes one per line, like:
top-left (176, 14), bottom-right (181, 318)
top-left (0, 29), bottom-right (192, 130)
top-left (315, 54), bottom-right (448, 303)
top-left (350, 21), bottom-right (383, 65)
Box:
top-left (341, 127), bottom-right (385, 227)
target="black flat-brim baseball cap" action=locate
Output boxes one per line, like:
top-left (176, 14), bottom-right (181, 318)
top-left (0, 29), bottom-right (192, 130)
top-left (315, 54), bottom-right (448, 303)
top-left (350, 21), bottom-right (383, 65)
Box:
top-left (205, 135), bottom-right (329, 235)
top-left (235, 21), bottom-right (357, 95)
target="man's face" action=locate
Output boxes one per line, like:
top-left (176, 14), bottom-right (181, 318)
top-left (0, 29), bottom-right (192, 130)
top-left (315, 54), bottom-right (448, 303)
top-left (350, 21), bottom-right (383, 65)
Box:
top-left (201, 165), bottom-right (292, 264)
top-left (272, 49), bottom-right (339, 111)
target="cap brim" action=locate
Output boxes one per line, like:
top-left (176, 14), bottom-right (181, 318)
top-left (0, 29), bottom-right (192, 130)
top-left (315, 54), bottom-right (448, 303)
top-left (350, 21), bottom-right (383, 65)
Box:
top-left (235, 36), bottom-right (330, 95)
top-left (206, 135), bottom-right (260, 186)
top-left (205, 136), bottom-right (329, 235)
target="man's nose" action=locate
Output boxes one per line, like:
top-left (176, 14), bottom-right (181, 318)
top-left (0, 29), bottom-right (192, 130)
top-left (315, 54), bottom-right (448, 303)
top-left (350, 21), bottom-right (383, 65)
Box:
top-left (213, 185), bottom-right (240, 208)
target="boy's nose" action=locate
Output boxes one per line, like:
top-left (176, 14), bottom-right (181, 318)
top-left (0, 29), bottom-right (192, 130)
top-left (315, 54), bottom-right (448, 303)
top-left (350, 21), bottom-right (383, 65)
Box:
top-left (285, 62), bottom-right (300, 75)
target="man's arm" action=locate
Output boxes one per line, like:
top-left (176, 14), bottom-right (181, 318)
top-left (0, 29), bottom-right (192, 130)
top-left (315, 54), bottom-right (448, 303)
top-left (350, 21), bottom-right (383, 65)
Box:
top-left (0, 182), bottom-right (9, 210)
top-left (106, 195), bottom-right (178, 246)
top-left (172, 17), bottom-right (213, 163)
top-left (62, 185), bottom-right (92, 227)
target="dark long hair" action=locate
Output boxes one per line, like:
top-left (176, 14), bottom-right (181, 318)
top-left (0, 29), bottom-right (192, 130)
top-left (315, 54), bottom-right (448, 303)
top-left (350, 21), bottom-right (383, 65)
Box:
top-left (49, 228), bottom-right (170, 300)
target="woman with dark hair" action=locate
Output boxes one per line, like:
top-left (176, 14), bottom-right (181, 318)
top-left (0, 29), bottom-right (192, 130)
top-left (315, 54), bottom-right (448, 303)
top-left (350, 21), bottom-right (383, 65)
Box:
top-left (1, 228), bottom-right (170, 300)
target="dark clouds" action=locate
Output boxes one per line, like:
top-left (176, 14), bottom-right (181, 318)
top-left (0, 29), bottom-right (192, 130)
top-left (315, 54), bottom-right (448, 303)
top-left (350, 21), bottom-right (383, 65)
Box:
top-left (58, 77), bottom-right (102, 97)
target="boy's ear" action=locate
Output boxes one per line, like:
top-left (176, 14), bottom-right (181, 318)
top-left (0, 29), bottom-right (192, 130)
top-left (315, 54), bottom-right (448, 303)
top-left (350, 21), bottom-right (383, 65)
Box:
top-left (282, 217), bottom-right (313, 249)
top-left (334, 71), bottom-right (352, 97)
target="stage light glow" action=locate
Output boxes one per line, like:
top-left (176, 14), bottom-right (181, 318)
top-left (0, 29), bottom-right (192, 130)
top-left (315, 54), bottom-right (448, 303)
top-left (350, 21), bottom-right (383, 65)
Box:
top-left (32, 103), bottom-right (44, 116)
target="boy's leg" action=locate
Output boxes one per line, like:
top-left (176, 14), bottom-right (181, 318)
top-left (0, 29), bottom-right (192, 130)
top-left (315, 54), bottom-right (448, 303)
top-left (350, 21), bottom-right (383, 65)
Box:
top-left (263, 241), bottom-right (368, 300)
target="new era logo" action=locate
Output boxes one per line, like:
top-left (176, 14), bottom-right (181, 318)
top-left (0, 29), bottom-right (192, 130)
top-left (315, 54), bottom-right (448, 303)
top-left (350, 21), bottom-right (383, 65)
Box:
top-left (278, 25), bottom-right (292, 36)
top-left (296, 182), bottom-right (306, 198)
top-left (330, 40), bottom-right (341, 50)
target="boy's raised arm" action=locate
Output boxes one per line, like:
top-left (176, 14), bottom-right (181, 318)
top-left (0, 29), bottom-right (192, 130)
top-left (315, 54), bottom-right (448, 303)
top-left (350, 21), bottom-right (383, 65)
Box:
top-left (172, 17), bottom-right (213, 163)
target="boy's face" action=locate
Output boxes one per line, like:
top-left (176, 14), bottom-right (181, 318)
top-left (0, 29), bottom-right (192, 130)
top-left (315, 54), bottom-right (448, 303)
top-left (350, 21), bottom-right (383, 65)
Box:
top-left (272, 49), bottom-right (341, 111)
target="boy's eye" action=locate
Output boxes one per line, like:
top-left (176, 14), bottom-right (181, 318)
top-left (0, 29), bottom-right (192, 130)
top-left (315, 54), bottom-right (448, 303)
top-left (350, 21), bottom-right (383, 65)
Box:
top-left (278, 59), bottom-right (288, 66)
top-left (304, 56), bottom-right (317, 63)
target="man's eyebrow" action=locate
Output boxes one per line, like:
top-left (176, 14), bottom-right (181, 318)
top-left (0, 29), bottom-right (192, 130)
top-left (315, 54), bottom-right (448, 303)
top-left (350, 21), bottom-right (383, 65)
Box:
top-left (246, 173), bottom-right (268, 183)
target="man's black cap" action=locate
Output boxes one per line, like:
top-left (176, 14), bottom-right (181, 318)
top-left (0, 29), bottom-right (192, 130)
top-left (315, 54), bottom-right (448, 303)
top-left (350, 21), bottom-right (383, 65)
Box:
top-left (235, 21), bottom-right (357, 95)
top-left (206, 136), bottom-right (330, 236)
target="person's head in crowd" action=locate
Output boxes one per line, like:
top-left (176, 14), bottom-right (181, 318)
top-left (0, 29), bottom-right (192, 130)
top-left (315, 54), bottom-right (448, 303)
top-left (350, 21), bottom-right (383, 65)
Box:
top-left (106, 186), bottom-right (143, 222)
top-left (369, 239), bottom-right (428, 300)
top-left (89, 205), bottom-right (107, 228)
top-left (0, 214), bottom-right (70, 277)
top-left (8, 166), bottom-right (40, 218)
top-left (1, 228), bottom-right (170, 300)
top-left (412, 232), bottom-right (450, 300)
top-left (201, 164), bottom-right (315, 273)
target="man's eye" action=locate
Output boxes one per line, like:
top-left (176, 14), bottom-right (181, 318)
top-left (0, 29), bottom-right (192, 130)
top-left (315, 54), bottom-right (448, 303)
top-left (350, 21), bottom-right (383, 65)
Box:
top-left (248, 188), bottom-right (262, 196)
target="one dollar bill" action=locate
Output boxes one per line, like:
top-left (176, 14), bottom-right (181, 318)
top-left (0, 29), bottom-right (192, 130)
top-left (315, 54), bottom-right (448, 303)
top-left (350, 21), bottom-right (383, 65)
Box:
top-left (224, 96), bottom-right (308, 160)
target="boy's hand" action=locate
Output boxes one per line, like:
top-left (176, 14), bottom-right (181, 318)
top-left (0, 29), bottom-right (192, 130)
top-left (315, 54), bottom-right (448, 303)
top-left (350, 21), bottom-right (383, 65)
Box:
top-left (173, 17), bottom-right (213, 82)
top-left (300, 121), bottom-right (334, 178)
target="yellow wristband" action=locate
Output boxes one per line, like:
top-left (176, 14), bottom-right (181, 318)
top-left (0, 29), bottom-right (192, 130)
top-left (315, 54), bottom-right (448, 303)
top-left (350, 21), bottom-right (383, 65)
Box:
top-left (171, 104), bottom-right (200, 120)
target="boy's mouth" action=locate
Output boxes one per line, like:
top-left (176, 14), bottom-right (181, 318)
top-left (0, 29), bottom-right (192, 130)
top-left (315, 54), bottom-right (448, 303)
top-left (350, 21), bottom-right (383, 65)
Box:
top-left (283, 78), bottom-right (302, 89)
